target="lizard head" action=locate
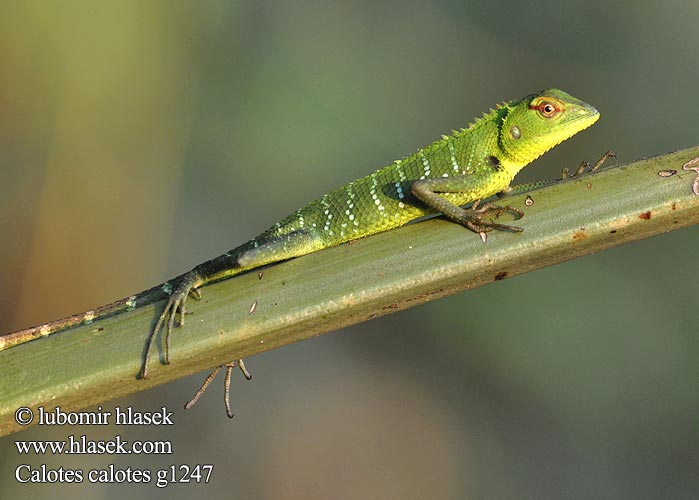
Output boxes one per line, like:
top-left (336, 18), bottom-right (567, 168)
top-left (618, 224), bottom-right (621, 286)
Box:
top-left (499, 88), bottom-right (600, 168)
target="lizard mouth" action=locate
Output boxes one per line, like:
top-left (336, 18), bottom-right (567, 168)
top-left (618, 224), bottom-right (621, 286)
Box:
top-left (576, 102), bottom-right (600, 122)
top-left (564, 103), bottom-right (600, 136)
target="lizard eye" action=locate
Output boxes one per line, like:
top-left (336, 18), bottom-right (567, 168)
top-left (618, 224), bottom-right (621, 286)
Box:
top-left (536, 100), bottom-right (559, 118)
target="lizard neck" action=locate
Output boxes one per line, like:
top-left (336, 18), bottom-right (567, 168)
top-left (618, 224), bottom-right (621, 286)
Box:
top-left (499, 157), bottom-right (528, 181)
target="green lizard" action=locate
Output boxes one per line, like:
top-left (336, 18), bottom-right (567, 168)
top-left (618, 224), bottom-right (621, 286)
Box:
top-left (1, 89), bottom-right (600, 413)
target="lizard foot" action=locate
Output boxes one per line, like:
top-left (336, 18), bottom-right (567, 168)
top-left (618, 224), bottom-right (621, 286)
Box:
top-left (682, 155), bottom-right (699, 196)
top-left (185, 359), bottom-right (252, 418)
top-left (461, 201), bottom-right (525, 236)
top-left (140, 271), bottom-right (203, 379)
top-left (562, 150), bottom-right (616, 179)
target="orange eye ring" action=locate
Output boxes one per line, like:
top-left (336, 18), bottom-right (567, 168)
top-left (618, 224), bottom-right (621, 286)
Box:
top-left (537, 100), bottom-right (559, 118)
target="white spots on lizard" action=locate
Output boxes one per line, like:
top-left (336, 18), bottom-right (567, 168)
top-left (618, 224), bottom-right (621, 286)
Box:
top-left (396, 159), bottom-right (407, 182)
top-left (369, 172), bottom-right (378, 200)
top-left (346, 182), bottom-right (359, 228)
top-left (162, 283), bottom-right (173, 295)
top-left (370, 172), bottom-right (385, 212)
top-left (84, 311), bottom-right (95, 324)
top-left (395, 161), bottom-right (408, 209)
top-left (463, 148), bottom-right (474, 174)
top-left (344, 204), bottom-right (354, 236)
top-left (419, 150), bottom-right (431, 180)
top-left (295, 208), bottom-right (305, 228)
top-left (447, 139), bottom-right (460, 173)
top-left (126, 295), bottom-right (137, 310)
top-left (321, 194), bottom-right (334, 234)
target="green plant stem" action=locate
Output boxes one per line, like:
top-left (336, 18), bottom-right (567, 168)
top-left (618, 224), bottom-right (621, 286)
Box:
top-left (1, 146), bottom-right (698, 436)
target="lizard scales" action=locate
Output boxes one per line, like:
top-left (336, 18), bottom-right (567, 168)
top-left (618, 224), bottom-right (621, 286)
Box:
top-left (1, 89), bottom-right (600, 383)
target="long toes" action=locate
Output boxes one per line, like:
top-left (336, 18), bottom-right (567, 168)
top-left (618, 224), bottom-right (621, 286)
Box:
top-left (504, 206), bottom-right (524, 220)
top-left (488, 205), bottom-right (524, 221)
top-left (178, 297), bottom-right (188, 327)
top-left (237, 359), bottom-right (253, 380)
top-left (473, 202), bottom-right (496, 214)
top-left (143, 301), bottom-right (173, 378)
top-left (490, 223), bottom-right (524, 232)
top-left (164, 299), bottom-right (179, 365)
top-left (474, 203), bottom-right (523, 221)
top-left (468, 222), bottom-right (498, 234)
top-left (469, 217), bottom-right (522, 233)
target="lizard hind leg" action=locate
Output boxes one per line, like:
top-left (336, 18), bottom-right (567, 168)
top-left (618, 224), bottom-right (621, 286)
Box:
top-left (140, 230), bottom-right (317, 379)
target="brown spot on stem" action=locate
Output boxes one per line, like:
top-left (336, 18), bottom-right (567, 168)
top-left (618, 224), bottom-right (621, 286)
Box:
top-left (639, 211), bottom-right (652, 220)
top-left (572, 228), bottom-right (586, 242)
top-left (494, 271), bottom-right (508, 281)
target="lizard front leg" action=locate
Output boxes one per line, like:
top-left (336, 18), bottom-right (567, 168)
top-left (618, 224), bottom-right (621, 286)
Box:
top-left (498, 150), bottom-right (616, 198)
top-left (185, 360), bottom-right (253, 418)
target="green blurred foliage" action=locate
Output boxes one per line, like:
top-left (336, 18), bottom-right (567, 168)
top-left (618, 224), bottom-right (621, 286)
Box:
top-left (1, 1), bottom-right (698, 499)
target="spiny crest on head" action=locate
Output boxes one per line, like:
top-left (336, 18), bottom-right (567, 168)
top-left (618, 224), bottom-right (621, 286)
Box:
top-left (412, 97), bottom-right (516, 156)
top-left (462, 99), bottom-right (513, 130)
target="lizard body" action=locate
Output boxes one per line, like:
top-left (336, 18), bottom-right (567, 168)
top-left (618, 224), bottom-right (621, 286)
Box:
top-left (1, 89), bottom-right (599, 386)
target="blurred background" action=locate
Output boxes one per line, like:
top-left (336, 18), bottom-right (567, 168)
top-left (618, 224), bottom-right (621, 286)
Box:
top-left (1, 0), bottom-right (698, 498)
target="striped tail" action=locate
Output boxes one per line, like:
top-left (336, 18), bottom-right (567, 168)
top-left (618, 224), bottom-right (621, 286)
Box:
top-left (0, 282), bottom-right (174, 352)
top-left (2, 230), bottom-right (318, 352)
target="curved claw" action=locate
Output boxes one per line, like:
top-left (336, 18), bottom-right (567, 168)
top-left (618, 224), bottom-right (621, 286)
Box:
top-left (463, 202), bottom-right (524, 236)
top-left (475, 202), bottom-right (524, 221)
top-left (489, 222), bottom-right (524, 232)
top-left (141, 272), bottom-right (202, 379)
top-left (510, 206), bottom-right (524, 220)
